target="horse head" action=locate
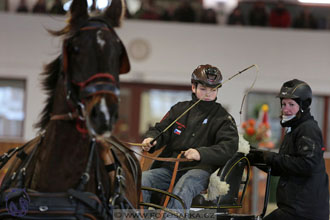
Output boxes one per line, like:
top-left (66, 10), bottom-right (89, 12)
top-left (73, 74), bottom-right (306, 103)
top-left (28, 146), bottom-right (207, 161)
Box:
top-left (37, 0), bottom-right (130, 139)
top-left (66, 0), bottom-right (130, 138)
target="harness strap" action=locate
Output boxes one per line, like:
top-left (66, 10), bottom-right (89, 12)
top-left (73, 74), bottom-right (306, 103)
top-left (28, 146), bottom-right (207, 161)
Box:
top-left (0, 137), bottom-right (40, 170)
top-left (109, 148), bottom-right (125, 196)
top-left (15, 141), bottom-right (40, 189)
top-left (105, 138), bottom-right (140, 185)
top-left (94, 147), bottom-right (110, 216)
top-left (68, 189), bottom-right (110, 220)
top-left (107, 147), bottom-right (140, 215)
top-left (105, 163), bottom-right (116, 172)
top-left (16, 150), bottom-right (28, 161)
top-left (0, 136), bottom-right (43, 192)
top-left (77, 139), bottom-right (96, 191)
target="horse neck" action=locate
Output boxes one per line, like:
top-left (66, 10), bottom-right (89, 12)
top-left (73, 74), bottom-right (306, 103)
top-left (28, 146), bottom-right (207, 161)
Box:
top-left (31, 121), bottom-right (94, 192)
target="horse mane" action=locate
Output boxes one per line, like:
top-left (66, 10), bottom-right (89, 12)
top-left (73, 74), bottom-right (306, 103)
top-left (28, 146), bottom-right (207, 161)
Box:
top-left (34, 55), bottom-right (62, 131)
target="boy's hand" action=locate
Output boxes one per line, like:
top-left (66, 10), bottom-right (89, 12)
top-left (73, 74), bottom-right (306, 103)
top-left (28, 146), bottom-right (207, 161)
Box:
top-left (141, 138), bottom-right (157, 152)
top-left (184, 148), bottom-right (200, 161)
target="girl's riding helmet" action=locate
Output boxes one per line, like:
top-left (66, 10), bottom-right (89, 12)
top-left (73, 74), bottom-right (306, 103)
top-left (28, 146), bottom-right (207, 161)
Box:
top-left (277, 79), bottom-right (312, 110)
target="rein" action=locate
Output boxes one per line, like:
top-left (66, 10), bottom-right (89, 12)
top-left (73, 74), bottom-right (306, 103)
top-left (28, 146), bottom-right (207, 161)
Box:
top-left (128, 147), bottom-right (192, 163)
top-left (49, 114), bottom-right (192, 163)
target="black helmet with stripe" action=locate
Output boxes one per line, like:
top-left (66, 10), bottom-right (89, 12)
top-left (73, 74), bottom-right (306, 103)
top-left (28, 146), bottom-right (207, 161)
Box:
top-left (278, 79), bottom-right (312, 110)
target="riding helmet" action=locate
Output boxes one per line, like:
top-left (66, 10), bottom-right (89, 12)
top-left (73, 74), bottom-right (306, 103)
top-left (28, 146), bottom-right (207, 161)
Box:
top-left (191, 64), bottom-right (223, 88)
top-left (277, 79), bottom-right (312, 110)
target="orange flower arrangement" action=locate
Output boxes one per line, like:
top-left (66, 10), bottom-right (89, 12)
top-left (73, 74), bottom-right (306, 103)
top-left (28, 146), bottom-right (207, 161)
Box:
top-left (241, 104), bottom-right (274, 148)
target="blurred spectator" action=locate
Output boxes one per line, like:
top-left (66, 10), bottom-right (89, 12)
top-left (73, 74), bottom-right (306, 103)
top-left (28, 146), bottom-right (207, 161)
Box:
top-left (200, 8), bottom-right (218, 24)
top-left (173, 0), bottom-right (196, 23)
top-left (227, 6), bottom-right (245, 25)
top-left (32, 0), bottom-right (47, 14)
top-left (16, 0), bottom-right (29, 13)
top-left (248, 1), bottom-right (268, 26)
top-left (135, 0), bottom-right (161, 20)
top-left (159, 7), bottom-right (173, 21)
top-left (293, 7), bottom-right (318, 29)
top-left (269, 1), bottom-right (291, 28)
top-left (49, 0), bottom-right (66, 15)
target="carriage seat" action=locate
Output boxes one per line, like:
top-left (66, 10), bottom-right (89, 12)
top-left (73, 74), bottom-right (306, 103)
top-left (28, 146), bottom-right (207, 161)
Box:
top-left (191, 152), bottom-right (272, 220)
top-left (191, 152), bottom-right (249, 209)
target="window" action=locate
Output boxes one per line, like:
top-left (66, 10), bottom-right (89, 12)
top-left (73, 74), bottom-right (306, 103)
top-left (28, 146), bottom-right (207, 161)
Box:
top-left (0, 79), bottom-right (25, 139)
top-left (139, 89), bottom-right (191, 135)
top-left (113, 82), bottom-right (191, 142)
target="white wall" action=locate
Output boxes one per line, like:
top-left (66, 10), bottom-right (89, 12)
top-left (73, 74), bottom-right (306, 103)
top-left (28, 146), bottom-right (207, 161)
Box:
top-left (1, 12), bottom-right (330, 140)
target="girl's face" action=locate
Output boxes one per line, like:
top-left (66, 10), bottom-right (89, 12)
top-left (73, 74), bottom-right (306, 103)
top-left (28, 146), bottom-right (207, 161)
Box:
top-left (281, 98), bottom-right (300, 116)
top-left (192, 84), bottom-right (218, 101)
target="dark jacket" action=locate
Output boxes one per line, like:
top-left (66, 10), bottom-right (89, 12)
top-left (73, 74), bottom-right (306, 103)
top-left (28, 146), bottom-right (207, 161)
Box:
top-left (265, 110), bottom-right (329, 220)
top-left (145, 94), bottom-right (238, 173)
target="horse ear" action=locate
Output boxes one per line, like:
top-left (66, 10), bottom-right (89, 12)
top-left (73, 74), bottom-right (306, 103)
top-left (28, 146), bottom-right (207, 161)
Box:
top-left (102, 0), bottom-right (130, 73)
top-left (103, 0), bottom-right (126, 27)
top-left (69, 0), bottom-right (90, 28)
top-left (119, 40), bottom-right (130, 74)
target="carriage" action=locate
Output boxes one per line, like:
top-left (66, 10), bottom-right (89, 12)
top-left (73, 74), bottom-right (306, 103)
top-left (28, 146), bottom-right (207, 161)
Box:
top-left (139, 147), bottom-right (272, 220)
top-left (0, 0), bottom-right (271, 219)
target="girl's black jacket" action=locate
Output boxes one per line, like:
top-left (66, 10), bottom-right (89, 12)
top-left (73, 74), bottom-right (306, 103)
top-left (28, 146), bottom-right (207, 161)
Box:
top-left (265, 110), bottom-right (329, 220)
top-left (145, 94), bottom-right (239, 173)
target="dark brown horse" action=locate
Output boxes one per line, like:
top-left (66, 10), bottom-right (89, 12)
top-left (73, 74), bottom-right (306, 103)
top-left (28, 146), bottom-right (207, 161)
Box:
top-left (0, 0), bottom-right (141, 219)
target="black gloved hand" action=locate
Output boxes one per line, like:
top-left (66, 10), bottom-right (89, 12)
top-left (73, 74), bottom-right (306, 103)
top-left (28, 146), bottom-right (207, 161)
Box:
top-left (247, 149), bottom-right (266, 164)
top-left (247, 149), bottom-right (276, 165)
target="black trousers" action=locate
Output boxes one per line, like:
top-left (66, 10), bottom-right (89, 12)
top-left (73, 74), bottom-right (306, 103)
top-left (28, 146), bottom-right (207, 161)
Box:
top-left (264, 209), bottom-right (313, 220)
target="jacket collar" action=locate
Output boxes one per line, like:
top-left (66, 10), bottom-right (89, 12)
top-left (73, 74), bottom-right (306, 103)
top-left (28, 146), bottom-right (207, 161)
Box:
top-left (191, 93), bottom-right (217, 111)
top-left (280, 109), bottom-right (313, 129)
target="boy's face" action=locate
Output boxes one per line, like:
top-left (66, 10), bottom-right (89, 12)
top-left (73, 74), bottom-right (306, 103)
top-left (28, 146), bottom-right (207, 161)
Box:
top-left (192, 83), bottom-right (218, 101)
